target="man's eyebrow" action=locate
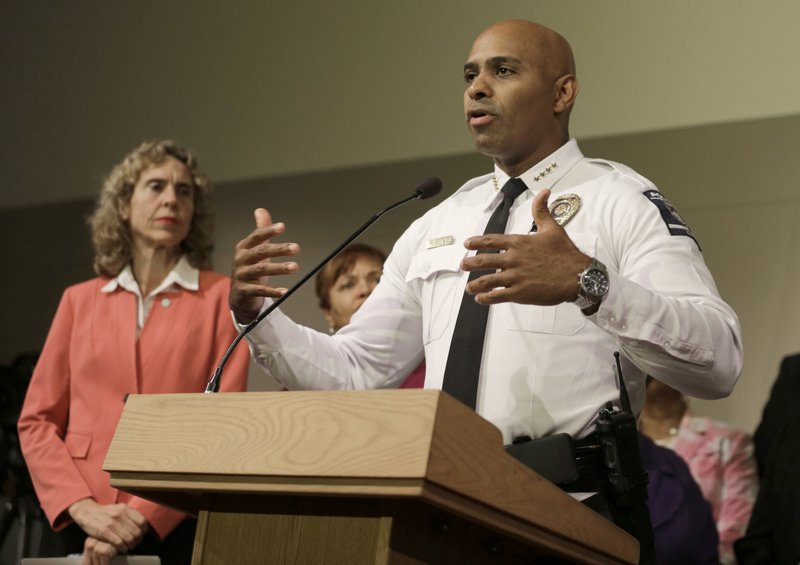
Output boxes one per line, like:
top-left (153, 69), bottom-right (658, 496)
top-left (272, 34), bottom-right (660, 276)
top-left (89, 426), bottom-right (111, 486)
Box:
top-left (464, 56), bottom-right (524, 72)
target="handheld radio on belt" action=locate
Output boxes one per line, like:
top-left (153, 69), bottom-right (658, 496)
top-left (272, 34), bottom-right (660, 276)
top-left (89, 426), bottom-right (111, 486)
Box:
top-left (595, 352), bottom-right (649, 506)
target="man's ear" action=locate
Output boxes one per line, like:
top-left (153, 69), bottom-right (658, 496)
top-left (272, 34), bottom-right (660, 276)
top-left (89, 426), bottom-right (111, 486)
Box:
top-left (553, 74), bottom-right (579, 114)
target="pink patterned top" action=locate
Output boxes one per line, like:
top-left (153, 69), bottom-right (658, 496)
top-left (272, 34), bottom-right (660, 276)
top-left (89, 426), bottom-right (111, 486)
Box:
top-left (659, 412), bottom-right (759, 565)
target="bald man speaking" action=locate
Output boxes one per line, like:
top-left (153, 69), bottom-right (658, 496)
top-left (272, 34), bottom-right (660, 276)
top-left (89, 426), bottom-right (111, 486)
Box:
top-left (230, 20), bottom-right (742, 563)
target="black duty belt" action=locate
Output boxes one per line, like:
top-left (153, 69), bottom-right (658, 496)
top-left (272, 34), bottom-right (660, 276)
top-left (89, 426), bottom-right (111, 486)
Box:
top-left (504, 433), bottom-right (607, 492)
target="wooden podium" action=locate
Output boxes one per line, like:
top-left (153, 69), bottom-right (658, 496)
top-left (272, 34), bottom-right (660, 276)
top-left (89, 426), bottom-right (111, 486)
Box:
top-left (104, 390), bottom-right (637, 564)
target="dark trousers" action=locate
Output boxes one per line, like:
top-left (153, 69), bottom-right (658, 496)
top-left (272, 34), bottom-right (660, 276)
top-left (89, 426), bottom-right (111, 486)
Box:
top-left (58, 518), bottom-right (197, 565)
top-left (583, 490), bottom-right (655, 565)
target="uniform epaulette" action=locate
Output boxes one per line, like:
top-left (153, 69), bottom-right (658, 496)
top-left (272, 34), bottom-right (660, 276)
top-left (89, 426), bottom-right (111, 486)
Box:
top-left (585, 158), bottom-right (650, 188)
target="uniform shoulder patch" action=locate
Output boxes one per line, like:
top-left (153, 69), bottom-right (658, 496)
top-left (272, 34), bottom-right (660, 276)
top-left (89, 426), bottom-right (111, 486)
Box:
top-left (643, 190), bottom-right (701, 249)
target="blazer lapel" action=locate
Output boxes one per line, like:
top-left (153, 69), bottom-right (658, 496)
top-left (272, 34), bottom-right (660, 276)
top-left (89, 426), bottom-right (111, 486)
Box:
top-left (100, 288), bottom-right (138, 397)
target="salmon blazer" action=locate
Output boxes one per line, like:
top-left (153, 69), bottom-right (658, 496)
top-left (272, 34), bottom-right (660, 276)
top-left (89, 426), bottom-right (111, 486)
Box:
top-left (18, 271), bottom-right (249, 539)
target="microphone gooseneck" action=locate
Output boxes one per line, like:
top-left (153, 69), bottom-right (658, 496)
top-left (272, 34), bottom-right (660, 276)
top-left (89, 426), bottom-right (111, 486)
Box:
top-left (205, 176), bottom-right (443, 393)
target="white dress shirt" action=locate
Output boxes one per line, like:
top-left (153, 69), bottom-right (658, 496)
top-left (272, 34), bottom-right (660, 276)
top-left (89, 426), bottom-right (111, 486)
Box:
top-left (245, 140), bottom-right (742, 444)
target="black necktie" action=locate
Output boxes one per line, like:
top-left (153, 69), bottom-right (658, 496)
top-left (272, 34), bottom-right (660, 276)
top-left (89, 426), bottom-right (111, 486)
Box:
top-left (441, 178), bottom-right (528, 409)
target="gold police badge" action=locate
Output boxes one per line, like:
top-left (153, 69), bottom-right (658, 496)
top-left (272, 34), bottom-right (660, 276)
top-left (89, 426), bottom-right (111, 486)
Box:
top-left (549, 194), bottom-right (582, 227)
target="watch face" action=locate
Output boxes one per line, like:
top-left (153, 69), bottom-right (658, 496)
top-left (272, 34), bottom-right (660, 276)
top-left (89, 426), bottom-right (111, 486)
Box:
top-left (582, 268), bottom-right (609, 297)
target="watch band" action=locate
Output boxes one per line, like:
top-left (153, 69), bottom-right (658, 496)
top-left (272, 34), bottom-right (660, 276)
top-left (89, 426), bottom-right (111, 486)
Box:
top-left (574, 258), bottom-right (609, 311)
top-left (574, 292), bottom-right (599, 310)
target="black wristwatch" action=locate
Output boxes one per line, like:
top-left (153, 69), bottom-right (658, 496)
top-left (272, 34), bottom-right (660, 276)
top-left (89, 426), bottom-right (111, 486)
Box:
top-left (574, 258), bottom-right (609, 311)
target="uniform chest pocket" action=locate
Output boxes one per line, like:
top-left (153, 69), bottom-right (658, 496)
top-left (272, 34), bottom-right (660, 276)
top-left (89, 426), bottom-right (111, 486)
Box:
top-left (406, 244), bottom-right (467, 344)
top-left (503, 232), bottom-right (596, 335)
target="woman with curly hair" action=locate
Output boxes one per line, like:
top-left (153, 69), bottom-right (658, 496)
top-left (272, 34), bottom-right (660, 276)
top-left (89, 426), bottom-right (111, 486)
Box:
top-left (17, 140), bottom-right (249, 564)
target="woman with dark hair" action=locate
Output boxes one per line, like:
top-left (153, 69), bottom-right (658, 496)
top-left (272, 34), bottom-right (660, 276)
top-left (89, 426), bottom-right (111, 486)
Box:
top-left (17, 140), bottom-right (249, 565)
top-left (315, 243), bottom-right (424, 388)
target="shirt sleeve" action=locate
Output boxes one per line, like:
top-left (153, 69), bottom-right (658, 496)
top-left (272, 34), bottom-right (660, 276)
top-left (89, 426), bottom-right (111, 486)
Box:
top-left (588, 171), bottom-right (742, 399)
top-left (244, 223), bottom-right (426, 392)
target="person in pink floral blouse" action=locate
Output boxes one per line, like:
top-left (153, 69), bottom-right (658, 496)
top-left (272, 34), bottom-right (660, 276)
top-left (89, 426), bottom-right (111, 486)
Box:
top-left (641, 378), bottom-right (759, 565)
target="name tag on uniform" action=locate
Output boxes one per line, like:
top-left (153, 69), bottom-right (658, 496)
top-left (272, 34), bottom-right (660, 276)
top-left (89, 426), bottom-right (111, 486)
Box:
top-left (426, 235), bottom-right (455, 249)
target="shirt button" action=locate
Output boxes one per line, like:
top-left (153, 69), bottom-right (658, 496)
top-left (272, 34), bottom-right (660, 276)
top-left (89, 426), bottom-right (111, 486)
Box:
top-left (609, 316), bottom-right (617, 324)
top-left (161, 298), bottom-right (172, 308)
